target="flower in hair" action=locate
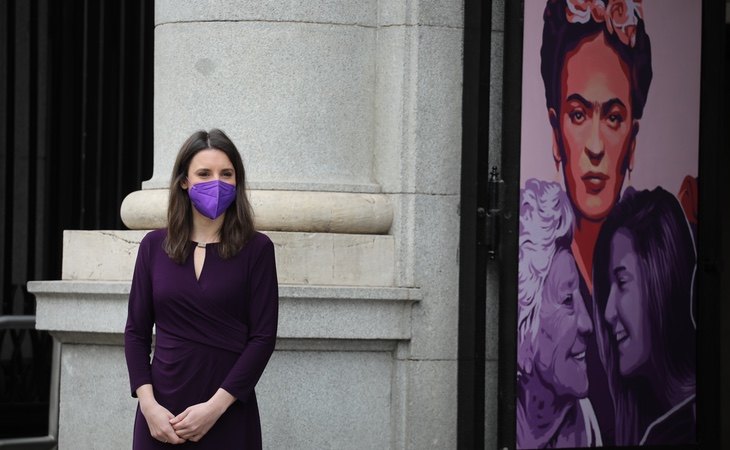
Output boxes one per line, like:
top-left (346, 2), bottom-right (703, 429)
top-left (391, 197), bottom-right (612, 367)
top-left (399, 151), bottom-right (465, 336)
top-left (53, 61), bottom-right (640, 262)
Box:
top-left (566, 0), bottom-right (644, 47)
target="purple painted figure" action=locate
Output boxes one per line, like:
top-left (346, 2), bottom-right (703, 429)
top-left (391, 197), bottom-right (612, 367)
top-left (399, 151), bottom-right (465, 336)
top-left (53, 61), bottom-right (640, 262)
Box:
top-left (517, 179), bottom-right (602, 448)
top-left (592, 187), bottom-right (697, 445)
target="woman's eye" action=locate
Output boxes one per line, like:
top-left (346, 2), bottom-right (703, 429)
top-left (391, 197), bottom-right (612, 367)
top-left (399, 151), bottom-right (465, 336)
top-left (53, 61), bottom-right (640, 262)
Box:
top-left (606, 113), bottom-right (624, 129)
top-left (568, 110), bottom-right (586, 124)
top-left (562, 293), bottom-right (574, 306)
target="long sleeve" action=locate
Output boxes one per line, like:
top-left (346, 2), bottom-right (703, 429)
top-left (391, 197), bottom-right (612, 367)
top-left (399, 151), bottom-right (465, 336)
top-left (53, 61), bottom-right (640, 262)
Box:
top-left (124, 233), bottom-right (155, 397)
top-left (220, 237), bottom-right (279, 402)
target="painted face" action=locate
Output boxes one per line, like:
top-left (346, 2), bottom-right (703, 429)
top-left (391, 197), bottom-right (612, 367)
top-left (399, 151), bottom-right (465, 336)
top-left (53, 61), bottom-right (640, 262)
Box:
top-left (534, 249), bottom-right (593, 397)
top-left (556, 32), bottom-right (634, 222)
top-left (604, 228), bottom-right (652, 377)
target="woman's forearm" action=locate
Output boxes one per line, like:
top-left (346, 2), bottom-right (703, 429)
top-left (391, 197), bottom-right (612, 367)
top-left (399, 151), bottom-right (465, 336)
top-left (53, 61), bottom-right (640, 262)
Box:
top-left (136, 384), bottom-right (158, 412)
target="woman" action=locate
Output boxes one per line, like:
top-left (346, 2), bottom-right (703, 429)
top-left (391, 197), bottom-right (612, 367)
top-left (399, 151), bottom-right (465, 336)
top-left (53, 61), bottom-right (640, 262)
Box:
top-left (124, 129), bottom-right (278, 448)
top-left (593, 187), bottom-right (696, 445)
top-left (517, 179), bottom-right (601, 448)
top-left (540, 0), bottom-right (652, 291)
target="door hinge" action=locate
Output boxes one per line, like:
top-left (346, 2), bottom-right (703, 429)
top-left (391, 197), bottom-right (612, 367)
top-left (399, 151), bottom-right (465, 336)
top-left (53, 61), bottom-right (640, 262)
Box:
top-left (486, 166), bottom-right (504, 260)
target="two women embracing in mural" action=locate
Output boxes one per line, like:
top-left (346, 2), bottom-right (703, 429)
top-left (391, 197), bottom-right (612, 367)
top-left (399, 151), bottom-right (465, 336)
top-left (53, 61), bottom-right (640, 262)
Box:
top-left (516, 0), bottom-right (699, 448)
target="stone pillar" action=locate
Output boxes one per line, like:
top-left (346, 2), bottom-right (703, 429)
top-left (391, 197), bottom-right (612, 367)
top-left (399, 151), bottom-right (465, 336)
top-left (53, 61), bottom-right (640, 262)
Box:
top-left (29, 1), bottom-right (465, 449)
top-left (121, 0), bottom-right (391, 233)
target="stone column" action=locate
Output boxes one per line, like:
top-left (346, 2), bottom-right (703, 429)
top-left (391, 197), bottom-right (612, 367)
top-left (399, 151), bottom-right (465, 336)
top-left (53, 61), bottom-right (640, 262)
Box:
top-left (121, 0), bottom-right (392, 234)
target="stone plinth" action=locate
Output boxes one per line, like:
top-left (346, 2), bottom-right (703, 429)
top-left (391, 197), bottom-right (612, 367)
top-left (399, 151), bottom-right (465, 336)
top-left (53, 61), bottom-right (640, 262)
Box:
top-left (61, 230), bottom-right (396, 286)
top-left (28, 226), bottom-right (420, 450)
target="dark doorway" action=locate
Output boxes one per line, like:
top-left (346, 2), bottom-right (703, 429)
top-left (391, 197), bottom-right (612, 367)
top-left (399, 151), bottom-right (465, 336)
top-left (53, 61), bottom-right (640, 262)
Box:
top-left (0, 0), bottom-right (153, 440)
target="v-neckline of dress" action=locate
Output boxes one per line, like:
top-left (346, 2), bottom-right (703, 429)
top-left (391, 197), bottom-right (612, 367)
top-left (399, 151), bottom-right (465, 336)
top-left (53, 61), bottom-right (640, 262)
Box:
top-left (191, 241), bottom-right (217, 284)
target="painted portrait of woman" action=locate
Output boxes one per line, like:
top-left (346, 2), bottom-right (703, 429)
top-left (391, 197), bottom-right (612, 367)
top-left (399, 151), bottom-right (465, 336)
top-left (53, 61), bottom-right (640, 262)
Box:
top-left (592, 187), bottom-right (696, 445)
top-left (518, 0), bottom-right (701, 447)
top-left (517, 179), bottom-right (601, 448)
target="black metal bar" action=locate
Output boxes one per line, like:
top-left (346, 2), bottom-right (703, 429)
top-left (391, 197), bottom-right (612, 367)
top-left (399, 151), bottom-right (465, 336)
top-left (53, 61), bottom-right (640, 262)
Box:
top-left (458, 0), bottom-right (492, 448)
top-left (496, 0), bottom-right (524, 448)
top-left (696, 2), bottom-right (727, 448)
top-left (0, 315), bottom-right (35, 329)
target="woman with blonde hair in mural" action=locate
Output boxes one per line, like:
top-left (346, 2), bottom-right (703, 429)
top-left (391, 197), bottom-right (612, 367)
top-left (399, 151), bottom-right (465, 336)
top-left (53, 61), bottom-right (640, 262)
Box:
top-left (124, 129), bottom-right (278, 448)
top-left (517, 179), bottom-right (602, 449)
top-left (592, 187), bottom-right (697, 445)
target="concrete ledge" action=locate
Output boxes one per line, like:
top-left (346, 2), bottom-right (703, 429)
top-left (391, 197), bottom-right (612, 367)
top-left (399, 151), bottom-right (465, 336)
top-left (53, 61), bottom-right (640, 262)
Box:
top-left (61, 230), bottom-right (396, 286)
top-left (28, 281), bottom-right (420, 341)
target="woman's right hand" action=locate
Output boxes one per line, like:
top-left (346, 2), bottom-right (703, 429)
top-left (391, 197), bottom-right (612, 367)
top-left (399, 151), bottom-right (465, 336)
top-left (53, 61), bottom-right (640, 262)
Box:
top-left (136, 384), bottom-right (186, 445)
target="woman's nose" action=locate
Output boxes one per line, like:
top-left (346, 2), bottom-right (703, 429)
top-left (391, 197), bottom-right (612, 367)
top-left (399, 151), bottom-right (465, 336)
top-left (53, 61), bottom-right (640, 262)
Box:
top-left (585, 118), bottom-right (604, 162)
top-left (576, 294), bottom-right (593, 335)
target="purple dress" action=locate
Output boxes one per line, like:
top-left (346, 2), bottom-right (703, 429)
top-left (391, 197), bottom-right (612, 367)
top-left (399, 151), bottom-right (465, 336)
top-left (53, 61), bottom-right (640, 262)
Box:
top-left (124, 229), bottom-right (278, 449)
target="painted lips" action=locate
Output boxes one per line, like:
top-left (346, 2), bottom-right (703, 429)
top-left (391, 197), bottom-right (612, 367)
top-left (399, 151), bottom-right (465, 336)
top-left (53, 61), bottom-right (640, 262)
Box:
top-left (569, 344), bottom-right (587, 361)
top-left (581, 172), bottom-right (608, 193)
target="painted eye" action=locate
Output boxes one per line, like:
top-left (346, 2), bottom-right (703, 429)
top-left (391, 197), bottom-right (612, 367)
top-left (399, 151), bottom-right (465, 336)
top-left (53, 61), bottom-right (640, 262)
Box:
top-left (562, 293), bottom-right (574, 306)
top-left (606, 113), bottom-right (624, 129)
top-left (568, 110), bottom-right (586, 125)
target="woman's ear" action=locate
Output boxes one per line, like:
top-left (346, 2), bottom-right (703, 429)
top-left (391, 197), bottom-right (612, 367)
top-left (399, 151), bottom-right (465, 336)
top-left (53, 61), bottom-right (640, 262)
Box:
top-left (180, 177), bottom-right (189, 190)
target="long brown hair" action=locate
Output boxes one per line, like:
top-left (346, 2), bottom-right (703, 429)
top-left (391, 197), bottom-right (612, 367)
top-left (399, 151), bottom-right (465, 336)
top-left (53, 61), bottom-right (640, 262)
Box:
top-left (164, 129), bottom-right (256, 263)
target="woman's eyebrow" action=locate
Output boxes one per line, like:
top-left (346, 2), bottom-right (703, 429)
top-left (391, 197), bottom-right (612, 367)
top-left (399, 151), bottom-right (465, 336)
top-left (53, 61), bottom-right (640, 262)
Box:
top-left (601, 98), bottom-right (627, 116)
top-left (565, 93), bottom-right (593, 109)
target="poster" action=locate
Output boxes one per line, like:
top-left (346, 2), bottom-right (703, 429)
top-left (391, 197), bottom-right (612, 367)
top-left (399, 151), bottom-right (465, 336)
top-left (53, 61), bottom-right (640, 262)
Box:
top-left (516, 1), bottom-right (700, 447)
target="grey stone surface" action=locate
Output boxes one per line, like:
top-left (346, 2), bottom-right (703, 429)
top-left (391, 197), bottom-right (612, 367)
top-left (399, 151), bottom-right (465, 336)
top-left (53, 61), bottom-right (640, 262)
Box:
top-left (485, 262), bottom-right (501, 360)
top-left (51, 341), bottom-right (399, 450)
top-left (156, 0), bottom-right (378, 27)
top-left (373, 25), bottom-right (411, 194)
top-left (57, 344), bottom-right (136, 450)
top-left (29, 280), bottom-right (420, 341)
top-left (484, 359), bottom-right (499, 450)
top-left (378, 0), bottom-right (464, 28)
top-left (61, 230), bottom-right (397, 286)
top-left (151, 21), bottom-right (377, 191)
top-left (257, 350), bottom-right (394, 450)
top-left (62, 230), bottom-right (148, 281)
top-left (416, 0), bottom-right (465, 28)
top-left (389, 194), bottom-right (417, 287)
top-left (405, 359), bottom-right (458, 449)
top-left (492, 0), bottom-right (505, 32)
top-left (374, 25), bottom-right (463, 196)
top-left (489, 30), bottom-right (504, 170)
top-left (408, 193), bottom-right (461, 360)
top-left (412, 26), bottom-right (463, 195)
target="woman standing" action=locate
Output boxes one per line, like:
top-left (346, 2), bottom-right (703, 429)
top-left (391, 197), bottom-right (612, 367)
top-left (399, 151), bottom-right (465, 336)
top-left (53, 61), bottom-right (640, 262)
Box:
top-left (125, 129), bottom-right (278, 448)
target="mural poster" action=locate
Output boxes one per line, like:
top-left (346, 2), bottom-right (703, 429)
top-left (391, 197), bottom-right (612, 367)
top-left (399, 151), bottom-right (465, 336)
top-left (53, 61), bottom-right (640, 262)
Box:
top-left (516, 1), bottom-right (700, 447)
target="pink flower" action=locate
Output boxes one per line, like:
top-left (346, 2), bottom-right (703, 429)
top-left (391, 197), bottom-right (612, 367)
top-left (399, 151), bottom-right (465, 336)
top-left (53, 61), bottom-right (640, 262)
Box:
top-left (565, 0), bottom-right (643, 47)
top-left (566, 0), bottom-right (606, 24)
top-left (605, 0), bottom-right (643, 47)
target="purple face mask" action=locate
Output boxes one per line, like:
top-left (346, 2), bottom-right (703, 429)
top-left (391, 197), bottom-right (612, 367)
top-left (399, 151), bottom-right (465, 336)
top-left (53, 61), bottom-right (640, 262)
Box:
top-left (187, 180), bottom-right (236, 220)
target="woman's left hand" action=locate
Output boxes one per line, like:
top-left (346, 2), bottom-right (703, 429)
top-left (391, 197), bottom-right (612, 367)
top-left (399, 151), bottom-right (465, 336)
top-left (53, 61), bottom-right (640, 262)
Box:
top-left (169, 401), bottom-right (224, 442)
top-left (169, 388), bottom-right (236, 442)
